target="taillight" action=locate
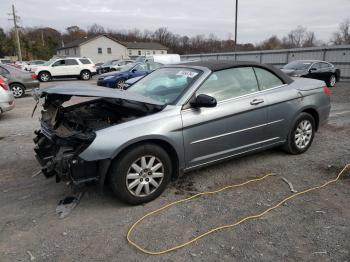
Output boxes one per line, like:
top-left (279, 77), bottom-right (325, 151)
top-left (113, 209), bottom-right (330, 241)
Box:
top-left (0, 81), bottom-right (9, 91)
top-left (31, 74), bottom-right (37, 79)
top-left (323, 87), bottom-right (332, 97)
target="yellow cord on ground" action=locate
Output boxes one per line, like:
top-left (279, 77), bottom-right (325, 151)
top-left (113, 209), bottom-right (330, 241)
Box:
top-left (127, 164), bottom-right (350, 255)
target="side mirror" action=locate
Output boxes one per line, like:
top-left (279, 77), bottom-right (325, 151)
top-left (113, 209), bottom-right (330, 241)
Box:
top-left (309, 67), bottom-right (317, 72)
top-left (131, 68), bottom-right (137, 73)
top-left (191, 94), bottom-right (217, 108)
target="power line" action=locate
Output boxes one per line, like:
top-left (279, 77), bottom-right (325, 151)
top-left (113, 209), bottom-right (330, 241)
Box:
top-left (8, 4), bottom-right (22, 61)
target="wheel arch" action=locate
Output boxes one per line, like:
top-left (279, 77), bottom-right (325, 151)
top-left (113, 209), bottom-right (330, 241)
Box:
top-left (105, 138), bottom-right (181, 185)
top-left (80, 69), bottom-right (91, 74)
top-left (301, 107), bottom-right (319, 131)
top-left (9, 82), bottom-right (26, 90)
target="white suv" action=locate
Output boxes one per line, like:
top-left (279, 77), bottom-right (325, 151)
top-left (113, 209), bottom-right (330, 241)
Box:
top-left (35, 57), bottom-right (96, 82)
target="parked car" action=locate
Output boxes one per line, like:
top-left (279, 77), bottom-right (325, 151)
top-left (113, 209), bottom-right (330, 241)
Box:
top-left (0, 75), bottom-right (15, 116)
top-left (281, 60), bottom-right (341, 87)
top-left (0, 64), bottom-right (40, 98)
top-left (97, 62), bottom-right (162, 89)
top-left (34, 57), bottom-right (96, 82)
top-left (95, 62), bottom-right (104, 74)
top-left (24, 60), bottom-right (46, 72)
top-left (0, 59), bottom-right (12, 64)
top-left (109, 59), bottom-right (134, 71)
top-left (97, 60), bottom-right (120, 74)
top-left (33, 61), bottom-right (331, 204)
top-left (135, 54), bottom-right (181, 64)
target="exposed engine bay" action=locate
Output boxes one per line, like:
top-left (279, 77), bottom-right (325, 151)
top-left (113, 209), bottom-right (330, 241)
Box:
top-left (34, 93), bottom-right (163, 184)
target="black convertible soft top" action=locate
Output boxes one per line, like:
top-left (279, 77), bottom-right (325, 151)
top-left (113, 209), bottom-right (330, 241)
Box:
top-left (178, 60), bottom-right (293, 84)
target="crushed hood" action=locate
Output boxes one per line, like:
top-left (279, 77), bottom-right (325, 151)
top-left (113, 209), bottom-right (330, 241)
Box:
top-left (32, 84), bottom-right (165, 106)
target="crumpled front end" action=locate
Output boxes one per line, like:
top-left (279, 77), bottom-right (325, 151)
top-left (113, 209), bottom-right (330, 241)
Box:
top-left (33, 86), bottom-right (163, 184)
top-left (34, 122), bottom-right (98, 183)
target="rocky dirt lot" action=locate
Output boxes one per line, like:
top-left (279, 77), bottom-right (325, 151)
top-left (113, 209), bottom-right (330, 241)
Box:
top-left (0, 80), bottom-right (349, 262)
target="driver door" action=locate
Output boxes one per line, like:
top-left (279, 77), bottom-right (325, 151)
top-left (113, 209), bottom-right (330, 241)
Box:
top-left (181, 67), bottom-right (268, 169)
top-left (50, 59), bottom-right (67, 76)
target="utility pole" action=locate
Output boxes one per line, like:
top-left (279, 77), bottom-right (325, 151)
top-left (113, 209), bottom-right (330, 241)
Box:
top-left (234, 0), bottom-right (238, 52)
top-left (8, 4), bottom-right (22, 61)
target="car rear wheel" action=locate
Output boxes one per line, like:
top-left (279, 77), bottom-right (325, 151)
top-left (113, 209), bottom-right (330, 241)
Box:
top-left (38, 72), bottom-right (51, 82)
top-left (10, 84), bottom-right (25, 98)
top-left (109, 143), bottom-right (172, 205)
top-left (115, 79), bottom-right (126, 90)
top-left (327, 74), bottom-right (336, 87)
top-left (283, 112), bottom-right (315, 154)
top-left (80, 70), bottom-right (91, 80)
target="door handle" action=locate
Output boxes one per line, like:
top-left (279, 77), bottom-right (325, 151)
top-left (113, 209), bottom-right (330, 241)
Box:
top-left (250, 98), bottom-right (264, 105)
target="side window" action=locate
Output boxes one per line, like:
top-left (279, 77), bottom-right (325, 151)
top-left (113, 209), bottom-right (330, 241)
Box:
top-left (98, 47), bottom-right (102, 54)
top-left (197, 67), bottom-right (259, 102)
top-left (79, 59), bottom-right (91, 64)
top-left (320, 62), bottom-right (331, 69)
top-left (311, 63), bottom-right (321, 70)
top-left (254, 67), bottom-right (283, 90)
top-left (52, 60), bottom-right (65, 66)
top-left (65, 59), bottom-right (79, 65)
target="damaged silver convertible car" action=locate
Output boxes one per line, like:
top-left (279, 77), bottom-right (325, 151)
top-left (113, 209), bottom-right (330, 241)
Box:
top-left (33, 61), bottom-right (331, 204)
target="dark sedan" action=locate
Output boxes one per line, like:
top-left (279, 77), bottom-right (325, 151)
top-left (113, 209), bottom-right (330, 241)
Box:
top-left (97, 62), bottom-right (162, 89)
top-left (281, 60), bottom-right (340, 87)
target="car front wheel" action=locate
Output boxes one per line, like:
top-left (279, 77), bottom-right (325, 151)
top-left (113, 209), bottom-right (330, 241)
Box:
top-left (109, 143), bottom-right (172, 205)
top-left (283, 112), bottom-right (315, 154)
top-left (115, 79), bottom-right (126, 90)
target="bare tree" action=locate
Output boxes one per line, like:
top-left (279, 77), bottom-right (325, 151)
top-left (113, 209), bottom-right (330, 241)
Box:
top-left (87, 24), bottom-right (105, 36)
top-left (331, 19), bottom-right (350, 45)
top-left (282, 26), bottom-right (317, 48)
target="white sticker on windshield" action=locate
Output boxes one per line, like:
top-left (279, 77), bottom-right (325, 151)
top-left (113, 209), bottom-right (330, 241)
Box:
top-left (176, 70), bottom-right (198, 78)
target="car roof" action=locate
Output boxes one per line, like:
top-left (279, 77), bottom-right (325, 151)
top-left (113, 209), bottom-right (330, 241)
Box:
top-left (176, 60), bottom-right (294, 84)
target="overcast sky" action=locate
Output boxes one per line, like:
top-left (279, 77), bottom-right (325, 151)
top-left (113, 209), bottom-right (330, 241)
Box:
top-left (1, 0), bottom-right (349, 44)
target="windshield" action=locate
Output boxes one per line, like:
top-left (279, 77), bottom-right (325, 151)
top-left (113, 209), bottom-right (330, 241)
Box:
top-left (43, 58), bottom-right (57, 66)
top-left (283, 61), bottom-right (312, 70)
top-left (120, 62), bottom-right (137, 72)
top-left (127, 67), bottom-right (201, 104)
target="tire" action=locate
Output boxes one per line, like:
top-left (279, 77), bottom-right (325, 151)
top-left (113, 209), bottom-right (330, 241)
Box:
top-left (326, 74), bottom-right (336, 87)
top-left (38, 71), bottom-right (51, 82)
top-left (115, 79), bottom-right (126, 90)
top-left (80, 70), bottom-right (91, 81)
top-left (108, 143), bottom-right (172, 205)
top-left (10, 84), bottom-right (26, 98)
top-left (283, 112), bottom-right (316, 154)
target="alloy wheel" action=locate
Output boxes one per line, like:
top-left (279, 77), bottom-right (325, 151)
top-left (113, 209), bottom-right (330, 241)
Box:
top-left (117, 80), bottom-right (125, 89)
top-left (11, 85), bottom-right (24, 98)
top-left (294, 120), bottom-right (313, 149)
top-left (330, 75), bottom-right (336, 87)
top-left (40, 73), bottom-right (49, 82)
top-left (82, 72), bottom-right (90, 80)
top-left (126, 155), bottom-right (164, 197)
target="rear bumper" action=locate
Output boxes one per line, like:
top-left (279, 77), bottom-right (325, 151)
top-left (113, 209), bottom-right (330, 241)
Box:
top-left (0, 92), bottom-right (15, 112)
top-left (23, 80), bottom-right (40, 90)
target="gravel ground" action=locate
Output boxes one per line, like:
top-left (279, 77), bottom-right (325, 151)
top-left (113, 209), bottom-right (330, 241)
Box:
top-left (0, 80), bottom-right (349, 262)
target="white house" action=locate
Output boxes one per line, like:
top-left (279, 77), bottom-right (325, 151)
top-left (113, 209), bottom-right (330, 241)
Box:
top-left (56, 35), bottom-right (168, 63)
